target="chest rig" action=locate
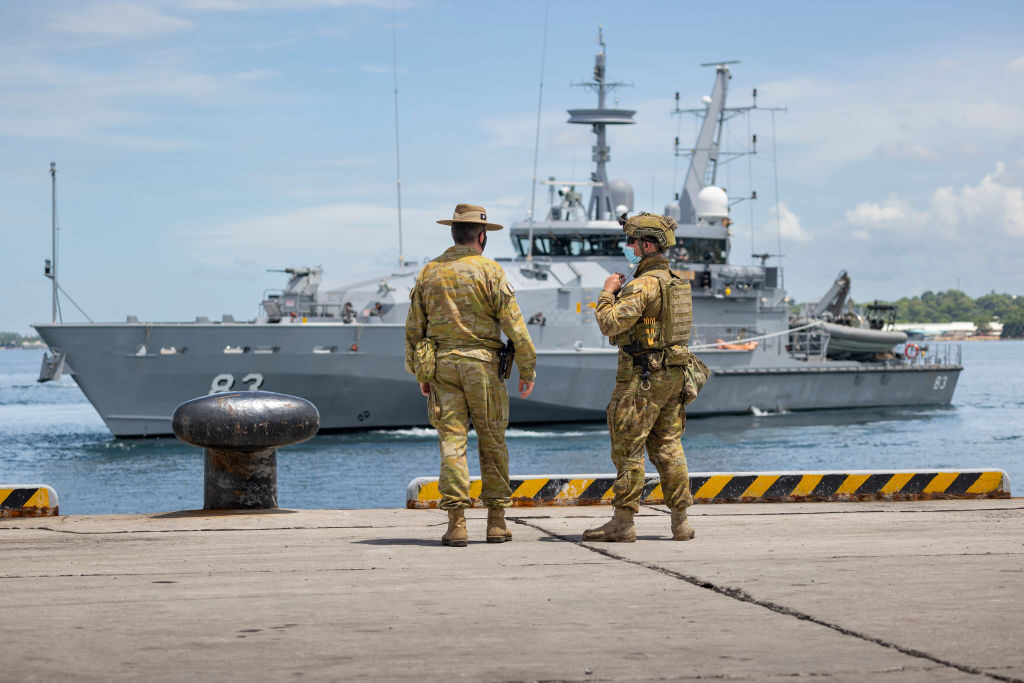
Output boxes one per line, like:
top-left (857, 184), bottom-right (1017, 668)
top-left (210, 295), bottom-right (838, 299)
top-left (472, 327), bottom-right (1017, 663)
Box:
top-left (611, 269), bottom-right (693, 383)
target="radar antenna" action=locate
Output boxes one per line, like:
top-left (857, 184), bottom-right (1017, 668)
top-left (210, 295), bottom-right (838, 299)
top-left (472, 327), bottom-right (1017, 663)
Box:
top-left (567, 27), bottom-right (635, 221)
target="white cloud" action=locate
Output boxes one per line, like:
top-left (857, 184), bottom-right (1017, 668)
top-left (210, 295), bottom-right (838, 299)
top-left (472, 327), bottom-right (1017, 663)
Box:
top-left (845, 194), bottom-right (914, 231)
top-left (876, 141), bottom-right (941, 162)
top-left (767, 201), bottom-right (812, 243)
top-left (47, 3), bottom-right (190, 38)
top-left (182, 202), bottom-right (447, 267)
top-left (843, 161), bottom-right (1024, 240)
top-left (1005, 57), bottom-right (1024, 73)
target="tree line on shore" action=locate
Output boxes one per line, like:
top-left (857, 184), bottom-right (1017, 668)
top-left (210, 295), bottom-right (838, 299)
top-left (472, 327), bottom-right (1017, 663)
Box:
top-left (871, 290), bottom-right (1024, 338)
top-left (1, 332), bottom-right (42, 348)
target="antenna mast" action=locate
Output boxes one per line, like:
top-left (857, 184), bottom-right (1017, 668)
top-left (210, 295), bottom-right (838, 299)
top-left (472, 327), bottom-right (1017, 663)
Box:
top-left (50, 162), bottom-right (58, 323)
top-left (568, 26), bottom-right (634, 221)
top-left (525, 0), bottom-right (550, 262)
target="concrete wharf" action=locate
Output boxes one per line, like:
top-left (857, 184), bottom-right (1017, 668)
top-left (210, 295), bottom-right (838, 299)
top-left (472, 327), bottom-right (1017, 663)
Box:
top-left (2, 500), bottom-right (1022, 682)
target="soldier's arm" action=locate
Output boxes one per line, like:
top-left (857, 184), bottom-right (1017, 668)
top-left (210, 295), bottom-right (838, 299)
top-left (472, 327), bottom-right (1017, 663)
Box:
top-left (404, 282), bottom-right (427, 376)
top-left (595, 278), bottom-right (654, 337)
top-left (494, 273), bottom-right (537, 383)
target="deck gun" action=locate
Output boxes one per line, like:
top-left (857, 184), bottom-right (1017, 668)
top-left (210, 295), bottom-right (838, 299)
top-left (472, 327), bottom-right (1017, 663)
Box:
top-left (497, 338), bottom-right (515, 380)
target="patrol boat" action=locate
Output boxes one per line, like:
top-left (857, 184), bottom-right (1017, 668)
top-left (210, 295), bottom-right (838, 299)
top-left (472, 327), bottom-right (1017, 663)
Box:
top-left (34, 38), bottom-right (962, 437)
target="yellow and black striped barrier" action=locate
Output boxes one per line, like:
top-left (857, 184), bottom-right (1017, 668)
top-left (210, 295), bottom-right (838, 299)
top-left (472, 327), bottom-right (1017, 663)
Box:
top-left (0, 485), bottom-right (60, 517)
top-left (406, 469), bottom-right (1011, 508)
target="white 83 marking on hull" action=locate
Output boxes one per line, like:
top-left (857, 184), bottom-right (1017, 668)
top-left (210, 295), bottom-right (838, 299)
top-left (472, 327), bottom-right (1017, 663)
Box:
top-left (933, 375), bottom-right (948, 391)
top-left (209, 373), bottom-right (265, 394)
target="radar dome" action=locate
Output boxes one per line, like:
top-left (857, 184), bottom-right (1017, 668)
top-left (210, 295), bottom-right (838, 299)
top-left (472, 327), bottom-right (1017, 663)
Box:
top-left (608, 179), bottom-right (634, 215)
top-left (696, 186), bottom-right (729, 223)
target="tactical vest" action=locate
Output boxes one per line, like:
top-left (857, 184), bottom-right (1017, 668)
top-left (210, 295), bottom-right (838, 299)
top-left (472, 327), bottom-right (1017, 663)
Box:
top-left (611, 270), bottom-right (693, 352)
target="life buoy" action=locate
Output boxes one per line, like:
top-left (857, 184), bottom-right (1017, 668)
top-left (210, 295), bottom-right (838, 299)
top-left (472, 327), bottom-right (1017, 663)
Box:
top-left (716, 338), bottom-right (759, 351)
top-left (904, 342), bottom-right (920, 360)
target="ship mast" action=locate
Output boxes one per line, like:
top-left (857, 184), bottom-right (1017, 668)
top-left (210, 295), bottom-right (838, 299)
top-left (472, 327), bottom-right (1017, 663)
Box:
top-left (568, 27), bottom-right (634, 221)
top-left (676, 63), bottom-right (734, 225)
top-left (49, 162), bottom-right (58, 323)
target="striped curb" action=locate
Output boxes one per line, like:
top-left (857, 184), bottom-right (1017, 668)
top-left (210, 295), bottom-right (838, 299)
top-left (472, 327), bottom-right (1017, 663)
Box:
top-left (406, 469), bottom-right (1011, 508)
top-left (0, 485), bottom-right (60, 517)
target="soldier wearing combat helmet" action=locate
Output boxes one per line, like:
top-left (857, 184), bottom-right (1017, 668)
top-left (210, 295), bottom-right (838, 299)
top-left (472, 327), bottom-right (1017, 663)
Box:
top-left (583, 211), bottom-right (697, 542)
top-left (405, 203), bottom-right (537, 547)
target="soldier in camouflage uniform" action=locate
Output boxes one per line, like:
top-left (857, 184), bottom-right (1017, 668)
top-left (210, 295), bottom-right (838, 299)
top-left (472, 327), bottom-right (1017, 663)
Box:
top-left (405, 203), bottom-right (537, 547)
top-left (583, 212), bottom-right (696, 543)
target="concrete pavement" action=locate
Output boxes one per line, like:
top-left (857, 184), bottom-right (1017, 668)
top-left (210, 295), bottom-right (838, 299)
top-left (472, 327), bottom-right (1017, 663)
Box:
top-left (1, 500), bottom-right (1022, 682)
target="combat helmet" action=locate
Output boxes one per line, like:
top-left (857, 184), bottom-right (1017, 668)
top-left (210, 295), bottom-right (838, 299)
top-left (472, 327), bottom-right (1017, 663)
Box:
top-left (619, 212), bottom-right (677, 248)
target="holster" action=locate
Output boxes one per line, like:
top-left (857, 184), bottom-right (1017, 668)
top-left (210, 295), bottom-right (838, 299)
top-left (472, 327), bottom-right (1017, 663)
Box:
top-left (497, 338), bottom-right (515, 380)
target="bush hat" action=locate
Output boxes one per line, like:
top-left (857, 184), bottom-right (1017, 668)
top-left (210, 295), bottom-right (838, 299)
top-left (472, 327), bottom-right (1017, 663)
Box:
top-left (437, 203), bottom-right (503, 231)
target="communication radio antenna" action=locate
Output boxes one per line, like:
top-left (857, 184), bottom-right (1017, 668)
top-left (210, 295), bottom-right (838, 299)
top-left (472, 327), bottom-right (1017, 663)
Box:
top-left (771, 109), bottom-right (783, 287)
top-left (391, 2), bottom-right (404, 269)
top-left (45, 163), bottom-right (92, 323)
top-left (50, 162), bottom-right (59, 323)
top-left (525, 0), bottom-right (550, 262)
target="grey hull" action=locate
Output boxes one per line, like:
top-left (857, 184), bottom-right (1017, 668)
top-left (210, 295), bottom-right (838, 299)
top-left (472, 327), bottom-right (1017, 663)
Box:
top-left (34, 322), bottom-right (960, 437)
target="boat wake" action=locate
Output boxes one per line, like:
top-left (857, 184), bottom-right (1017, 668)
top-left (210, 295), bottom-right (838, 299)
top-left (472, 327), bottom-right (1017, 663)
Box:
top-left (749, 406), bottom-right (791, 417)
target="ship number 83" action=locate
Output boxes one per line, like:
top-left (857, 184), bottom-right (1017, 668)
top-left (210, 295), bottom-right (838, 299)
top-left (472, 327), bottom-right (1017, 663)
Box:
top-left (932, 375), bottom-right (948, 391)
top-left (209, 373), bottom-right (264, 394)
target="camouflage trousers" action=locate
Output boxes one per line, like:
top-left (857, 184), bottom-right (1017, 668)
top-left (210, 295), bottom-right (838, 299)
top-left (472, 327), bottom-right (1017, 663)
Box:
top-left (606, 365), bottom-right (694, 513)
top-left (427, 355), bottom-right (511, 510)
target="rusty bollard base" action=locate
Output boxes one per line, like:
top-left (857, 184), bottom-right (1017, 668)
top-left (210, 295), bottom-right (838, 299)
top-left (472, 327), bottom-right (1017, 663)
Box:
top-left (1, 485), bottom-right (60, 517)
top-left (172, 391), bottom-right (319, 511)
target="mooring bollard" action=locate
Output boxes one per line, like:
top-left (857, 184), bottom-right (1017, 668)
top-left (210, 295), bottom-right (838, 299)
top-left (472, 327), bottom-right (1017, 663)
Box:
top-left (171, 391), bottom-right (319, 510)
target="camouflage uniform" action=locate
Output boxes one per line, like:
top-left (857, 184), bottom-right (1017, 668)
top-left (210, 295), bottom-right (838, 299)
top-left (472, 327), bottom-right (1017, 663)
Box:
top-left (595, 253), bottom-right (694, 514)
top-left (405, 245), bottom-right (536, 511)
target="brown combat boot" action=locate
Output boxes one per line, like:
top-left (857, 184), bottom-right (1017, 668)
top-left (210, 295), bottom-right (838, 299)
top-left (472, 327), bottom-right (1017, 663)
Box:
top-left (441, 509), bottom-right (468, 547)
top-left (582, 508), bottom-right (636, 542)
top-left (486, 507), bottom-right (513, 543)
top-left (671, 509), bottom-right (695, 541)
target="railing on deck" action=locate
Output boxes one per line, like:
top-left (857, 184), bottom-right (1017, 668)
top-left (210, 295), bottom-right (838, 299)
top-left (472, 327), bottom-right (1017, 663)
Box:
top-left (787, 327), bottom-right (830, 361)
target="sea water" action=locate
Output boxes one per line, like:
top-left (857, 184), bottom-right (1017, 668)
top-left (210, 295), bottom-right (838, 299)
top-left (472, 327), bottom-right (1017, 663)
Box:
top-left (1, 343), bottom-right (1021, 514)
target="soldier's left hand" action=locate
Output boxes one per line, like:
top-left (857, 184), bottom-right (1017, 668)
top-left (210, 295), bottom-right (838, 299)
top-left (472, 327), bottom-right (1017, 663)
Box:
top-left (519, 379), bottom-right (535, 399)
top-left (419, 382), bottom-right (430, 397)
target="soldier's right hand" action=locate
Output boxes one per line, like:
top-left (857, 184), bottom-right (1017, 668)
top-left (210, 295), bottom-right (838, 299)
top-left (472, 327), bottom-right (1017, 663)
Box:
top-left (519, 380), bottom-right (535, 399)
top-left (603, 272), bottom-right (625, 294)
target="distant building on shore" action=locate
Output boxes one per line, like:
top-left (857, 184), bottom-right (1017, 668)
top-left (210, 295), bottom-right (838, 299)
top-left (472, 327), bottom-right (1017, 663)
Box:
top-left (894, 322), bottom-right (1003, 340)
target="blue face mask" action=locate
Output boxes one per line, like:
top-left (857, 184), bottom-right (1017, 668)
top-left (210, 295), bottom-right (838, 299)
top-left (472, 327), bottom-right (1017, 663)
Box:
top-left (622, 242), bottom-right (641, 264)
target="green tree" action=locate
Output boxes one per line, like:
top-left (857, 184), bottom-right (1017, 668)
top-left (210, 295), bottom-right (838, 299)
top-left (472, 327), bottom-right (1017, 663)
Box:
top-left (1001, 313), bottom-right (1024, 339)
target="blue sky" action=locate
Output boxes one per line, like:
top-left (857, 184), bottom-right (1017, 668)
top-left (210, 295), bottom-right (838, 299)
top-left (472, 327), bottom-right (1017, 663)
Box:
top-left (3, 0), bottom-right (1023, 334)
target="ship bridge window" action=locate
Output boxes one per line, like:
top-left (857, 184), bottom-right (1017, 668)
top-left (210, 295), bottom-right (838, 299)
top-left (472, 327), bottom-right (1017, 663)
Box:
top-left (515, 234), bottom-right (626, 257)
top-left (669, 238), bottom-right (728, 265)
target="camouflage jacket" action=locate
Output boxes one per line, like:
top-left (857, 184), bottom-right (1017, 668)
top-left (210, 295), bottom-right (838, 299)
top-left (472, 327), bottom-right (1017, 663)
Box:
top-left (596, 254), bottom-right (689, 369)
top-left (404, 245), bottom-right (537, 382)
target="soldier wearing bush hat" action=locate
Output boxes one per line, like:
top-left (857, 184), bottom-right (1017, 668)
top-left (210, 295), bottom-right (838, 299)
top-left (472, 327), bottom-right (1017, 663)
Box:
top-left (405, 203), bottom-right (537, 547)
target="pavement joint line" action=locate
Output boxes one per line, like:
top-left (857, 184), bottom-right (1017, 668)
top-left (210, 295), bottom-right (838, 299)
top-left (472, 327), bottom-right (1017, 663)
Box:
top-left (515, 517), bottom-right (1024, 683)
top-left (0, 523), bottom-right (384, 535)
top-left (648, 504), bottom-right (1024, 517)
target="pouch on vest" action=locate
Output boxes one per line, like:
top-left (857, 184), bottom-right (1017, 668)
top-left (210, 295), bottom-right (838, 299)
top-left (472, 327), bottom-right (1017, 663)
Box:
top-left (413, 338), bottom-right (437, 383)
top-left (681, 352), bottom-right (710, 406)
top-left (663, 345), bottom-right (691, 366)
